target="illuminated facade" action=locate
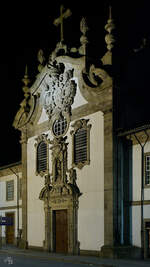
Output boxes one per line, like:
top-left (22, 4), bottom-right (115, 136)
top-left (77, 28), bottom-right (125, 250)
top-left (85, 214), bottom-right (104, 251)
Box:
top-left (11, 6), bottom-right (150, 259)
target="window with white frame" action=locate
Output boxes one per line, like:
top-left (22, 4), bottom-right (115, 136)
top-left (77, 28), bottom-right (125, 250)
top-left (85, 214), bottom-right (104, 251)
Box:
top-left (145, 153), bottom-right (150, 185)
top-left (19, 178), bottom-right (22, 199)
top-left (6, 180), bottom-right (14, 201)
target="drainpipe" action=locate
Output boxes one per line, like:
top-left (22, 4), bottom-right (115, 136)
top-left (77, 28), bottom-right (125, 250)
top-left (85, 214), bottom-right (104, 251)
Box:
top-left (134, 130), bottom-right (149, 259)
top-left (9, 168), bottom-right (19, 247)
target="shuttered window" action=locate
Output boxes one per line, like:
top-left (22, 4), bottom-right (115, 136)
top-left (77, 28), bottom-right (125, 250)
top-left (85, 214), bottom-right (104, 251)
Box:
top-left (6, 180), bottom-right (14, 201)
top-left (145, 154), bottom-right (150, 185)
top-left (71, 119), bottom-right (91, 169)
top-left (37, 141), bottom-right (47, 173)
top-left (74, 128), bottom-right (87, 164)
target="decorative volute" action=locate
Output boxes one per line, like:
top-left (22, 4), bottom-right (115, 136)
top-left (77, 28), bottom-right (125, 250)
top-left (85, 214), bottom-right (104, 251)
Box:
top-left (78, 6), bottom-right (114, 112)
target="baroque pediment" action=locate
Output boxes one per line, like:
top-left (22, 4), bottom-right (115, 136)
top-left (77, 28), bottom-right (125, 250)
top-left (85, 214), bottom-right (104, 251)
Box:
top-left (13, 9), bottom-right (115, 130)
top-left (13, 51), bottom-right (113, 130)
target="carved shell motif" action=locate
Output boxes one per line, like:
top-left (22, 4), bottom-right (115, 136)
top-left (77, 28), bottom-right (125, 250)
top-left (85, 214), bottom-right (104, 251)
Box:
top-left (43, 63), bottom-right (77, 118)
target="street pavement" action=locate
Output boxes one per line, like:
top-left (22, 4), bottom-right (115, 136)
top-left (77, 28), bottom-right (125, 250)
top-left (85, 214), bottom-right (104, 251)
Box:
top-left (0, 246), bottom-right (150, 267)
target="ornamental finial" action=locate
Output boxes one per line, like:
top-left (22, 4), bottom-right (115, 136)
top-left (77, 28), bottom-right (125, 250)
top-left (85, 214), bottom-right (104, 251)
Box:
top-left (79, 17), bottom-right (89, 55)
top-left (104, 6), bottom-right (115, 51)
top-left (22, 65), bottom-right (30, 98)
top-left (37, 49), bottom-right (45, 73)
top-left (109, 5), bottom-right (112, 20)
top-left (13, 65), bottom-right (31, 129)
top-left (79, 17), bottom-right (89, 72)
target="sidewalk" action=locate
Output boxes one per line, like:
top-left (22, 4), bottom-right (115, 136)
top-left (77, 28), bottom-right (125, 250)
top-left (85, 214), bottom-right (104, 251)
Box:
top-left (0, 246), bottom-right (150, 267)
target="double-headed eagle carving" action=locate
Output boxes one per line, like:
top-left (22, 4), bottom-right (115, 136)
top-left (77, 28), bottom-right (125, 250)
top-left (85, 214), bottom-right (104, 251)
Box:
top-left (43, 62), bottom-right (77, 118)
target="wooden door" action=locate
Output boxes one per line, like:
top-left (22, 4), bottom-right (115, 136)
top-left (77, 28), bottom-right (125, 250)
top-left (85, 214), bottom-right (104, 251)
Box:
top-left (54, 210), bottom-right (68, 253)
top-left (6, 213), bottom-right (14, 244)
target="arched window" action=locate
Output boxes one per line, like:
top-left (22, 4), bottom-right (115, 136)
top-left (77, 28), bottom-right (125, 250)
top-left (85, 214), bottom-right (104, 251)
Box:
top-left (37, 141), bottom-right (47, 173)
top-left (35, 134), bottom-right (49, 176)
top-left (71, 119), bottom-right (91, 169)
top-left (74, 128), bottom-right (87, 164)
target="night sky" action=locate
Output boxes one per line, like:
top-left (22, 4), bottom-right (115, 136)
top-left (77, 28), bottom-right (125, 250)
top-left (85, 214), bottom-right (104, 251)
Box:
top-left (0, 1), bottom-right (150, 166)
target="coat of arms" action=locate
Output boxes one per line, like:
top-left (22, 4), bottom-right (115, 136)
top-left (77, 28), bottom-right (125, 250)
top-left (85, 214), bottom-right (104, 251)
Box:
top-left (43, 62), bottom-right (77, 118)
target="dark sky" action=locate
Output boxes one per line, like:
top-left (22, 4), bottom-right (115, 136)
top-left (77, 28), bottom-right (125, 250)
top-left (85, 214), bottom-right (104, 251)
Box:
top-left (0, 1), bottom-right (150, 166)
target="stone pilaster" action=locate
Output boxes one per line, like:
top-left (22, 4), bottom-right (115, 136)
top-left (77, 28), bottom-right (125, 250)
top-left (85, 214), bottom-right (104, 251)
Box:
top-left (104, 111), bottom-right (114, 245)
top-left (19, 127), bottom-right (28, 249)
top-left (68, 197), bottom-right (79, 255)
top-left (43, 204), bottom-right (51, 251)
top-left (73, 197), bottom-right (80, 255)
top-left (100, 109), bottom-right (116, 258)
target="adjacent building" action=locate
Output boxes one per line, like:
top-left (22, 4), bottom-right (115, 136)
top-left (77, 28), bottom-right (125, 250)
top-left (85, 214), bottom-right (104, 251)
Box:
top-left (0, 162), bottom-right (22, 246)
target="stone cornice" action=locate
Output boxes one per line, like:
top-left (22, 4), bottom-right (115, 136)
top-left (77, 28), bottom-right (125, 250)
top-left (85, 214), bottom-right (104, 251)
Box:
top-left (27, 103), bottom-right (102, 139)
top-left (0, 205), bottom-right (22, 210)
top-left (130, 200), bottom-right (150, 206)
top-left (0, 162), bottom-right (22, 177)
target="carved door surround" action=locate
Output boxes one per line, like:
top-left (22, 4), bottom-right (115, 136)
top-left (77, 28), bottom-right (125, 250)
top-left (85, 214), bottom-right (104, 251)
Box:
top-left (39, 136), bottom-right (81, 254)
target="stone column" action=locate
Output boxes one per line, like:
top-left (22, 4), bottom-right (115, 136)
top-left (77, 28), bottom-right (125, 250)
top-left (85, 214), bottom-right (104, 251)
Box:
top-left (19, 127), bottom-right (28, 249)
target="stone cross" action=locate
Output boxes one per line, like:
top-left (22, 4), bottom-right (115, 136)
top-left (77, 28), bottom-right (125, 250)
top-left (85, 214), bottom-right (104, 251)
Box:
top-left (53, 5), bottom-right (72, 42)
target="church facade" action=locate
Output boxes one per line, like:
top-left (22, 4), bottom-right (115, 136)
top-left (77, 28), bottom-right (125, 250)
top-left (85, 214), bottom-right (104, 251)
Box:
top-left (12, 6), bottom-right (150, 259)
